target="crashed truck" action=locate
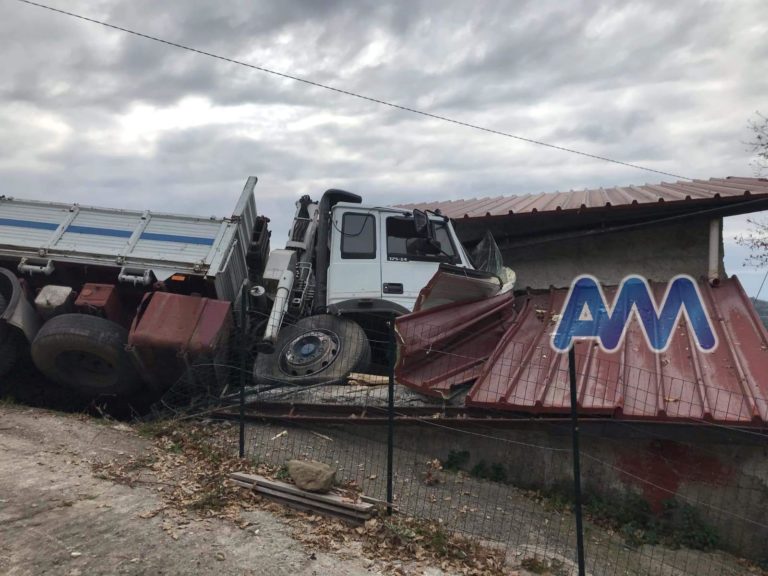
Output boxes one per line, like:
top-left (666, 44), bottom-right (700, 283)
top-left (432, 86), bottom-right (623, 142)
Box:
top-left (0, 176), bottom-right (509, 400)
top-left (0, 177), bottom-right (268, 398)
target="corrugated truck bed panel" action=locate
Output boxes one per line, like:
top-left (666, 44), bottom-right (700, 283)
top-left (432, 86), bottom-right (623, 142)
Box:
top-left (0, 177), bottom-right (258, 299)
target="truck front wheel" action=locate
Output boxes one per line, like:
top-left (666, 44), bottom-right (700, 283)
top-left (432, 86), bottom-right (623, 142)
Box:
top-left (31, 314), bottom-right (142, 398)
top-left (254, 314), bottom-right (371, 386)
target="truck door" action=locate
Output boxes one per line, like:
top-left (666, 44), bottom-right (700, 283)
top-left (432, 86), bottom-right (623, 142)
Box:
top-left (380, 214), bottom-right (458, 311)
top-left (326, 208), bottom-right (382, 308)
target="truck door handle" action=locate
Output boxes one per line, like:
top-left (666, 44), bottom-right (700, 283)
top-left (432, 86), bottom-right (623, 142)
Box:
top-left (383, 283), bottom-right (403, 294)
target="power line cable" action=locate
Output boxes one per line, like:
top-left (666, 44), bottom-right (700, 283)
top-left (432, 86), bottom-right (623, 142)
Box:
top-left (13, 0), bottom-right (692, 181)
top-left (752, 267), bottom-right (768, 303)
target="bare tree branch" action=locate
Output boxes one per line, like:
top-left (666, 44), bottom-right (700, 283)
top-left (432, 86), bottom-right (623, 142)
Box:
top-left (747, 111), bottom-right (768, 177)
top-left (736, 217), bottom-right (768, 266)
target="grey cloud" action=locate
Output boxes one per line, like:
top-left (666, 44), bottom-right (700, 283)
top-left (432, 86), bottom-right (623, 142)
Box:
top-left (0, 0), bottom-right (766, 268)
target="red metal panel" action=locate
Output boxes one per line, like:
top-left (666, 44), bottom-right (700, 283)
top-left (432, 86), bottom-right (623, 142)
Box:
top-left (75, 283), bottom-right (123, 324)
top-left (396, 276), bottom-right (768, 426)
top-left (395, 292), bottom-right (516, 397)
top-left (397, 177), bottom-right (768, 219)
top-left (189, 300), bottom-right (232, 355)
top-left (129, 292), bottom-right (231, 354)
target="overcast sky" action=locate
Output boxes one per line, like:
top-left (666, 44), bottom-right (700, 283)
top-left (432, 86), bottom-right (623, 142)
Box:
top-left (1, 0), bottom-right (767, 294)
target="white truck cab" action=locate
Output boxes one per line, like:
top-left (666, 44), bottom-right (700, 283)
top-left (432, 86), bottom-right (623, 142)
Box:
top-left (326, 204), bottom-right (473, 313)
top-left (253, 188), bottom-right (492, 387)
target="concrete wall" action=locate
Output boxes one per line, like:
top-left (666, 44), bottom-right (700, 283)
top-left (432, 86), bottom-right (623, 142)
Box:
top-left (346, 421), bottom-right (768, 562)
top-left (501, 217), bottom-right (725, 290)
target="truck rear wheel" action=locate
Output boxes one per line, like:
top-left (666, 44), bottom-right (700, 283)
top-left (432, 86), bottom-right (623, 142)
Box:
top-left (0, 294), bottom-right (20, 378)
top-left (254, 314), bottom-right (371, 386)
top-left (31, 314), bottom-right (142, 398)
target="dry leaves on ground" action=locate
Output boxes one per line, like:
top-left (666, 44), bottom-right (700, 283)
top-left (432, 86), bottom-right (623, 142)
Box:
top-left (91, 419), bottom-right (510, 576)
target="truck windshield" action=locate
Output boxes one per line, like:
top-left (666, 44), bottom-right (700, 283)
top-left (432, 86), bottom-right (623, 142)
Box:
top-left (386, 216), bottom-right (457, 263)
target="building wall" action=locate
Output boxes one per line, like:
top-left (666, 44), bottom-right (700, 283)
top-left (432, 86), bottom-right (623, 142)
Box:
top-left (348, 421), bottom-right (768, 561)
top-left (501, 217), bottom-right (725, 290)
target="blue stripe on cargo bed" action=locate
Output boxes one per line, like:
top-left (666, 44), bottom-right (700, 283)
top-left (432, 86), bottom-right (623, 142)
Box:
top-left (0, 217), bottom-right (59, 231)
top-left (139, 232), bottom-right (215, 246)
top-left (67, 225), bottom-right (133, 238)
top-left (0, 218), bottom-right (216, 246)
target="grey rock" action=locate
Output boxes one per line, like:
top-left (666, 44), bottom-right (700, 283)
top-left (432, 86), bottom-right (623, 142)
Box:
top-left (286, 460), bottom-right (336, 493)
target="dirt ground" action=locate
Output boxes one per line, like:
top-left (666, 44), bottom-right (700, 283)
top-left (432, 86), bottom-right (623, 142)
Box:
top-left (0, 405), bottom-right (382, 576)
top-left (1, 404), bottom-right (762, 576)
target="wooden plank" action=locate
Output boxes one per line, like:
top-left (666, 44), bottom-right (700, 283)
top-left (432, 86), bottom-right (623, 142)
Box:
top-left (254, 485), bottom-right (371, 521)
top-left (230, 475), bottom-right (371, 520)
top-left (254, 491), bottom-right (366, 523)
top-left (230, 472), bottom-right (374, 513)
top-left (239, 474), bottom-right (374, 513)
top-left (347, 372), bottom-right (389, 386)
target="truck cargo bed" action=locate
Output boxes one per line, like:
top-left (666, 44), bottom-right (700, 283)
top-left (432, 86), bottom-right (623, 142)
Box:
top-left (0, 177), bottom-right (258, 301)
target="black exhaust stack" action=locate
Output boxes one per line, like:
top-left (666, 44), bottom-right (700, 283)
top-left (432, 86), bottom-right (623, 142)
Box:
top-left (313, 189), bottom-right (361, 314)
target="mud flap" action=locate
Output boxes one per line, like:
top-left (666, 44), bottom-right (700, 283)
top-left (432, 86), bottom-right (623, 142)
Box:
top-left (0, 267), bottom-right (41, 343)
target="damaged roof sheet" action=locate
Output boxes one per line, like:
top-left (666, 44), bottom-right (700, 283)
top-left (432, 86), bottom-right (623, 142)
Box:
top-left (395, 276), bottom-right (768, 426)
top-left (397, 177), bottom-right (768, 219)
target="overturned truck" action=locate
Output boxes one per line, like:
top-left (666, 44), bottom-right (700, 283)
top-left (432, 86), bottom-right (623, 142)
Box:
top-left (0, 177), bottom-right (268, 398)
top-left (0, 176), bottom-right (507, 401)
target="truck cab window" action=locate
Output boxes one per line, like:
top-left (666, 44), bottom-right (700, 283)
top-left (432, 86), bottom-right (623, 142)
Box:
top-left (340, 213), bottom-right (376, 259)
top-left (386, 216), bottom-right (457, 263)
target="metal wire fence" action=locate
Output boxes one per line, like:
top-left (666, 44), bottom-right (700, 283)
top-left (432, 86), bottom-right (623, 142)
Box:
top-left (156, 299), bottom-right (768, 576)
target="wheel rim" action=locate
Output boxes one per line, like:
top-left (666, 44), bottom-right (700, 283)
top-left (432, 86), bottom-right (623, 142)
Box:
top-left (55, 350), bottom-right (117, 388)
top-left (279, 329), bottom-right (341, 377)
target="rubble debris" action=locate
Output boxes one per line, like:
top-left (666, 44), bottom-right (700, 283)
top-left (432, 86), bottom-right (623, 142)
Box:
top-left (346, 372), bottom-right (389, 386)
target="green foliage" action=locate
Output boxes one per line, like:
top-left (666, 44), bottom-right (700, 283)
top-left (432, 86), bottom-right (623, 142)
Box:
top-left (442, 449), bottom-right (470, 472)
top-left (537, 481), bottom-right (575, 511)
top-left (414, 524), bottom-right (455, 557)
top-left (275, 464), bottom-right (291, 481)
top-left (488, 463), bottom-right (507, 482)
top-left (582, 490), bottom-right (719, 551)
top-left (468, 460), bottom-right (508, 482)
top-left (437, 447), bottom-right (723, 553)
top-left (384, 519), bottom-right (467, 559)
top-left (384, 519), bottom-right (417, 543)
top-left (584, 490), bottom-right (653, 530)
top-left (659, 500), bottom-right (719, 551)
top-left (470, 460), bottom-right (489, 479)
top-left (532, 485), bottom-right (719, 551)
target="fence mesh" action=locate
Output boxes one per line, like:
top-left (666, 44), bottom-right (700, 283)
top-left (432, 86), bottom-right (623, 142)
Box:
top-left (157, 302), bottom-right (768, 576)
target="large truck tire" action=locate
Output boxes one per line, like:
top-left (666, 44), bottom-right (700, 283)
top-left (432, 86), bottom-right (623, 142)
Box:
top-left (254, 314), bottom-right (371, 386)
top-left (0, 294), bottom-right (20, 378)
top-left (31, 314), bottom-right (142, 398)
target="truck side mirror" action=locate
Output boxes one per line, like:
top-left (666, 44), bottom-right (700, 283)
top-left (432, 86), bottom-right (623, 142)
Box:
top-left (413, 210), bottom-right (432, 239)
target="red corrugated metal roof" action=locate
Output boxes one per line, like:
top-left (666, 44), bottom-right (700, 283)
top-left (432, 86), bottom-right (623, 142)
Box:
top-left (395, 276), bottom-right (768, 425)
top-left (396, 177), bottom-right (768, 219)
